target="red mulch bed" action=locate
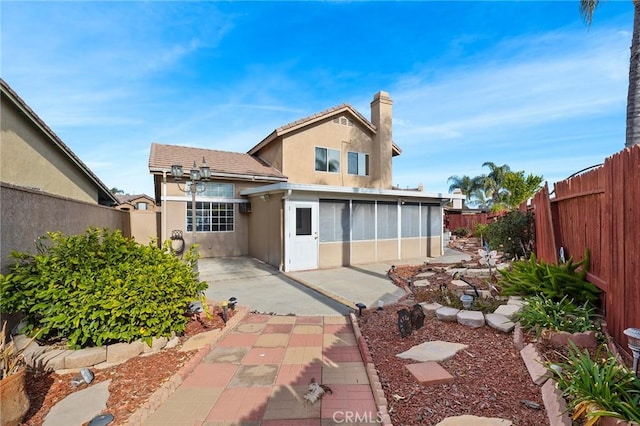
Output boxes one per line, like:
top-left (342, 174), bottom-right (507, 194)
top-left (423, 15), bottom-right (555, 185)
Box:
top-left (21, 307), bottom-right (232, 425)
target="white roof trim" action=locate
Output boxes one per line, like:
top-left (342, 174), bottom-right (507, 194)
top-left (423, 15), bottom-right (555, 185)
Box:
top-left (240, 182), bottom-right (464, 201)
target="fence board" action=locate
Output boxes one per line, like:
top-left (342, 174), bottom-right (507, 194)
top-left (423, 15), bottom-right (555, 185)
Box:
top-left (529, 145), bottom-right (640, 352)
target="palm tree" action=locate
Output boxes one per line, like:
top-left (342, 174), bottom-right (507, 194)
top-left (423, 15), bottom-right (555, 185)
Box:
top-left (480, 162), bottom-right (511, 204)
top-left (581, 0), bottom-right (640, 147)
top-left (447, 174), bottom-right (482, 206)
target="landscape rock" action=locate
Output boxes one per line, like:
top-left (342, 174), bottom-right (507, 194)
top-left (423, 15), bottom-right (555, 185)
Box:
top-left (64, 347), bottom-right (107, 369)
top-left (141, 336), bottom-right (169, 353)
top-left (106, 341), bottom-right (144, 364)
top-left (456, 310), bottom-right (485, 328)
top-left (413, 278), bottom-right (431, 287)
top-left (435, 306), bottom-right (460, 322)
top-left (493, 304), bottom-right (521, 319)
top-left (485, 313), bottom-right (515, 333)
top-left (520, 343), bottom-right (550, 385)
top-left (419, 302), bottom-right (442, 318)
top-left (541, 379), bottom-right (572, 426)
top-left (542, 330), bottom-right (598, 349)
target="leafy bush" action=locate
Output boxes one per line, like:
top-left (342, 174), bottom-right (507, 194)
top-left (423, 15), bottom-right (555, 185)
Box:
top-left (485, 210), bottom-right (534, 259)
top-left (514, 295), bottom-right (600, 337)
top-left (0, 228), bottom-right (207, 349)
top-left (452, 227), bottom-right (471, 238)
top-left (498, 249), bottom-right (600, 306)
top-left (551, 344), bottom-right (640, 424)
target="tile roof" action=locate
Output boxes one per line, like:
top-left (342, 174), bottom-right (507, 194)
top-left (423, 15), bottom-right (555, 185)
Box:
top-left (115, 194), bottom-right (154, 204)
top-left (149, 143), bottom-right (287, 181)
top-left (0, 79), bottom-right (119, 206)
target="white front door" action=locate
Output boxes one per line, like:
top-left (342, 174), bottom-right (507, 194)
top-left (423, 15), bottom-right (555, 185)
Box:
top-left (288, 201), bottom-right (318, 271)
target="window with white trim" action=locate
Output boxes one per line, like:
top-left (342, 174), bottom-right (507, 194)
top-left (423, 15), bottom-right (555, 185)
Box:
top-left (136, 202), bottom-right (148, 210)
top-left (315, 147), bottom-right (340, 173)
top-left (187, 202), bottom-right (234, 232)
top-left (185, 182), bottom-right (235, 233)
top-left (347, 152), bottom-right (369, 176)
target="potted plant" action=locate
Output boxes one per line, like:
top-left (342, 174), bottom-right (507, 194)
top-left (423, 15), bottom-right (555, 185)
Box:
top-left (0, 321), bottom-right (31, 426)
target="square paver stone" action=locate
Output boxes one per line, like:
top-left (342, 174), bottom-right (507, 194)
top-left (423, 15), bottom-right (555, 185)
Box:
top-left (143, 387), bottom-right (223, 425)
top-left (283, 347), bottom-right (323, 364)
top-left (405, 362), bottom-right (454, 385)
top-left (204, 346), bottom-right (249, 364)
top-left (322, 362), bottom-right (369, 385)
top-left (243, 347), bottom-right (286, 364)
top-left (323, 333), bottom-right (356, 347)
top-left (235, 323), bottom-right (266, 333)
top-left (323, 316), bottom-right (349, 325)
top-left (263, 323), bottom-right (294, 333)
top-left (255, 333), bottom-right (290, 348)
top-left (263, 385), bottom-right (321, 419)
top-left (228, 364), bottom-right (279, 387)
top-left (293, 325), bottom-right (323, 334)
top-left (206, 387), bottom-right (271, 422)
top-left (268, 316), bottom-right (297, 324)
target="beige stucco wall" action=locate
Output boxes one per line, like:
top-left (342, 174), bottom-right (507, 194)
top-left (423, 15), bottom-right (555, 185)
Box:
top-left (1, 95), bottom-right (99, 204)
top-left (349, 241), bottom-right (377, 265)
top-left (129, 210), bottom-right (158, 245)
top-left (278, 116), bottom-right (391, 189)
top-left (423, 236), bottom-right (442, 258)
top-left (247, 193), bottom-right (283, 269)
top-left (376, 239), bottom-right (399, 262)
top-left (401, 238), bottom-right (421, 259)
top-left (319, 242), bottom-right (350, 269)
top-left (1, 183), bottom-right (129, 274)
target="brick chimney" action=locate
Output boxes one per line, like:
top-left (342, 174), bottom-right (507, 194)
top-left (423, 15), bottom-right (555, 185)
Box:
top-left (370, 91), bottom-right (393, 188)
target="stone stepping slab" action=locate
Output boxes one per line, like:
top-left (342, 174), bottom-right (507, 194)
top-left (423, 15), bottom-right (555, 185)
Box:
top-left (485, 313), bottom-right (515, 333)
top-left (396, 340), bottom-right (468, 362)
top-left (493, 304), bottom-right (521, 320)
top-left (435, 306), bottom-right (460, 322)
top-left (405, 361), bottom-right (453, 386)
top-left (436, 415), bottom-right (513, 425)
top-left (43, 379), bottom-right (111, 426)
top-left (456, 310), bottom-right (485, 328)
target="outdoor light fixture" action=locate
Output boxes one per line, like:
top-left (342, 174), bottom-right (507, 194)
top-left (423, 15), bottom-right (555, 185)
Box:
top-left (460, 294), bottom-right (474, 310)
top-left (222, 300), bottom-right (228, 324)
top-left (170, 156), bottom-right (211, 247)
top-left (377, 300), bottom-right (384, 310)
top-left (228, 297), bottom-right (237, 311)
top-left (355, 303), bottom-right (367, 317)
top-left (624, 327), bottom-right (640, 377)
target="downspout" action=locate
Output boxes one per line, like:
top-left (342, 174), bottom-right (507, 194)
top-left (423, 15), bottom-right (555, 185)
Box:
top-left (162, 171), bottom-right (167, 247)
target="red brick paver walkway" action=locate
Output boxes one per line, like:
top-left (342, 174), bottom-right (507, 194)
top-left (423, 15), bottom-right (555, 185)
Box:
top-left (143, 314), bottom-right (380, 425)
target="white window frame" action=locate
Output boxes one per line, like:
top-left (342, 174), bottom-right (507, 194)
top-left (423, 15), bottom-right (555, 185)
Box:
top-left (315, 147), bottom-right (341, 173)
top-left (347, 151), bottom-right (369, 176)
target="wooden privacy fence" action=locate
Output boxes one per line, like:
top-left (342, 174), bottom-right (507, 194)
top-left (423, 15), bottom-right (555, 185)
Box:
top-left (446, 211), bottom-right (503, 233)
top-left (528, 145), bottom-right (640, 352)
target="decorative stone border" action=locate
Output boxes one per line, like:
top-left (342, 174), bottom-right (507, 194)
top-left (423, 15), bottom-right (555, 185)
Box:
top-left (125, 305), bottom-right (250, 426)
top-left (514, 323), bottom-right (571, 426)
top-left (350, 313), bottom-right (393, 426)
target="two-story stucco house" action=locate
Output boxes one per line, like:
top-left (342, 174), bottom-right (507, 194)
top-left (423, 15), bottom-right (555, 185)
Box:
top-left (149, 91), bottom-right (461, 271)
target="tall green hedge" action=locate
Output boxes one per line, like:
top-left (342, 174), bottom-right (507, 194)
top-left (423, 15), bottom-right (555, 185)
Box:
top-left (0, 228), bottom-right (207, 349)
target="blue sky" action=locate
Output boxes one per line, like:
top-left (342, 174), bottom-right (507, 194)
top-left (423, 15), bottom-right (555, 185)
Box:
top-left (1, 1), bottom-right (633, 196)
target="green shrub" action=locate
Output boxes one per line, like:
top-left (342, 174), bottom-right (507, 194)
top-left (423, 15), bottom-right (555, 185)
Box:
top-left (551, 344), bottom-right (640, 423)
top-left (498, 249), bottom-right (600, 305)
top-left (485, 211), bottom-right (534, 259)
top-left (452, 227), bottom-right (471, 238)
top-left (0, 228), bottom-right (207, 349)
top-left (474, 223), bottom-right (489, 240)
top-left (514, 295), bottom-right (600, 337)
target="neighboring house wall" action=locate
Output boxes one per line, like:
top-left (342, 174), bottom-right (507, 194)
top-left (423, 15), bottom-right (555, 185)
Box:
top-left (1, 94), bottom-right (99, 204)
top-left (1, 183), bottom-right (129, 274)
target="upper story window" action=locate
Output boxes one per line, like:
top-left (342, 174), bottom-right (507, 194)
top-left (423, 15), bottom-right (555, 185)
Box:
top-left (186, 182), bottom-right (234, 198)
top-left (315, 147), bottom-right (340, 173)
top-left (347, 152), bottom-right (369, 176)
top-left (136, 202), bottom-right (148, 210)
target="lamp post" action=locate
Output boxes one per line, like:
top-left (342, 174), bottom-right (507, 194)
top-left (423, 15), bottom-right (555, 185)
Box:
top-left (170, 157), bottom-right (211, 248)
